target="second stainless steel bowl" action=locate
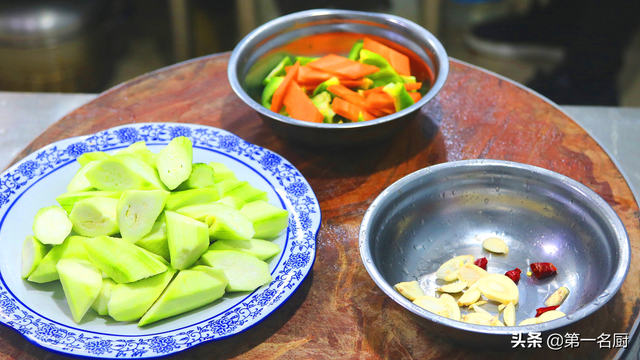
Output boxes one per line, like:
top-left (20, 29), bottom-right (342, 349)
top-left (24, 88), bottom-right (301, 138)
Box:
top-left (359, 160), bottom-right (630, 346)
top-left (228, 9), bottom-right (448, 147)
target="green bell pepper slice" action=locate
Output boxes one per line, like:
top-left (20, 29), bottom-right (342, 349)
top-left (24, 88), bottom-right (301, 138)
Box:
top-left (347, 40), bottom-right (364, 61)
top-left (261, 76), bottom-right (285, 108)
top-left (262, 56), bottom-right (291, 86)
top-left (311, 92), bottom-right (336, 123)
top-left (383, 82), bottom-right (415, 112)
top-left (295, 56), bottom-right (319, 66)
top-left (401, 75), bottom-right (417, 84)
top-left (312, 77), bottom-right (340, 97)
top-left (359, 49), bottom-right (404, 87)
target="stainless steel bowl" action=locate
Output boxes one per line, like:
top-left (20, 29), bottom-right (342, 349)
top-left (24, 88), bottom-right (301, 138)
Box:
top-left (359, 160), bottom-right (630, 346)
top-left (227, 9), bottom-right (449, 147)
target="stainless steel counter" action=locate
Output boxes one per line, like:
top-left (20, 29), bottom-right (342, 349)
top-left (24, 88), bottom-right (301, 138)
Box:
top-left (0, 91), bottom-right (639, 358)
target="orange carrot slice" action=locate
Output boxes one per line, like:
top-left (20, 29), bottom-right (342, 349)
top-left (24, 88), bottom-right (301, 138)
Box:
top-left (327, 84), bottom-right (366, 109)
top-left (271, 61), bottom-right (300, 113)
top-left (365, 92), bottom-right (395, 115)
top-left (332, 97), bottom-right (375, 122)
top-left (283, 81), bottom-right (323, 123)
top-left (409, 92), bottom-right (422, 103)
top-left (363, 38), bottom-right (411, 76)
top-left (404, 82), bottom-right (422, 91)
top-left (297, 66), bottom-right (336, 85)
top-left (307, 54), bottom-right (379, 80)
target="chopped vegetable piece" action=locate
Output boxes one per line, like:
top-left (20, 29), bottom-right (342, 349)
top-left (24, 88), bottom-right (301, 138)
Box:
top-left (470, 303), bottom-right (492, 317)
top-left (294, 65), bottom-right (336, 85)
top-left (347, 39), bottom-right (364, 61)
top-left (208, 239), bottom-right (280, 261)
top-left (401, 75), bottom-right (417, 84)
top-left (530, 262), bottom-right (557, 279)
top-left (519, 317), bottom-right (541, 326)
top-left (307, 54), bottom-right (379, 80)
top-left (312, 77), bottom-right (340, 97)
top-left (262, 76), bottom-right (285, 108)
top-left (332, 97), bottom-right (375, 122)
top-left (545, 287), bottom-right (570, 306)
top-left (57, 259), bottom-right (102, 323)
top-left (404, 82), bottom-right (422, 91)
top-left (138, 266), bottom-right (228, 326)
top-left (108, 269), bottom-right (177, 322)
top-left (175, 163), bottom-right (215, 190)
top-left (117, 190), bottom-right (169, 242)
top-left (474, 257), bottom-right (488, 270)
top-left (56, 190), bottom-right (122, 213)
top-left (91, 278), bottom-right (116, 316)
top-left (462, 312), bottom-right (492, 325)
top-left (327, 84), bottom-right (367, 108)
top-left (208, 162), bottom-right (237, 183)
top-left (436, 255), bottom-right (474, 281)
top-left (198, 250), bottom-right (272, 292)
top-left (439, 293), bottom-right (461, 321)
top-left (537, 310), bottom-right (566, 322)
top-left (413, 295), bottom-right (448, 317)
top-left (165, 187), bottom-right (220, 211)
top-left (535, 305), bottom-right (559, 317)
top-left (155, 137), bottom-right (193, 190)
top-left (409, 92), bottom-right (422, 103)
top-left (240, 200), bottom-right (288, 239)
top-left (359, 49), bottom-right (403, 87)
top-left (503, 302), bottom-right (516, 326)
top-left (69, 197), bottom-right (119, 237)
top-left (33, 206), bottom-right (73, 245)
top-left (365, 92), bottom-right (395, 116)
top-left (382, 82), bottom-right (415, 112)
top-left (67, 161), bottom-right (98, 193)
top-left (394, 280), bottom-right (425, 301)
top-left (27, 236), bottom-right (89, 283)
top-left (505, 268), bottom-right (522, 284)
top-left (437, 281), bottom-right (467, 293)
top-left (166, 211), bottom-right (209, 270)
top-left (262, 56), bottom-right (291, 86)
top-left (311, 92), bottom-right (336, 123)
top-left (457, 263), bottom-right (488, 286)
top-left (362, 37), bottom-right (411, 76)
top-left (457, 288), bottom-right (481, 307)
top-left (283, 81), bottom-right (324, 123)
top-left (477, 274), bottom-right (519, 305)
top-left (21, 236), bottom-right (50, 278)
top-left (363, 83), bottom-right (423, 96)
top-left (482, 237), bottom-right (509, 254)
top-left (270, 61), bottom-right (300, 113)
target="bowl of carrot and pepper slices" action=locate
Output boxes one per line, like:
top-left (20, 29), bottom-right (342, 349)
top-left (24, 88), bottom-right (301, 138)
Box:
top-left (228, 9), bottom-right (448, 147)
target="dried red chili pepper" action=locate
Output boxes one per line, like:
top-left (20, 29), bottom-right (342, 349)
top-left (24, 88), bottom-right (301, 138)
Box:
top-left (530, 262), bottom-right (557, 279)
top-left (535, 305), bottom-right (560, 317)
top-left (505, 268), bottom-right (521, 284)
top-left (474, 257), bottom-right (488, 270)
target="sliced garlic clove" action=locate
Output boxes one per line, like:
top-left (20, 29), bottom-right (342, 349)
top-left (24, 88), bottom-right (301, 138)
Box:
top-left (463, 312), bottom-right (493, 325)
top-left (437, 281), bottom-right (468, 293)
top-left (439, 293), bottom-right (461, 321)
top-left (477, 274), bottom-right (519, 305)
top-left (544, 287), bottom-right (570, 307)
top-left (503, 302), bottom-right (516, 326)
top-left (482, 237), bottom-right (509, 254)
top-left (538, 310), bottom-right (566, 323)
top-left (394, 280), bottom-right (425, 301)
top-left (519, 317), bottom-right (541, 326)
top-left (457, 263), bottom-right (489, 286)
top-left (436, 255), bottom-right (474, 281)
top-left (498, 304), bottom-right (506, 313)
top-left (413, 295), bottom-right (449, 317)
top-left (470, 304), bottom-right (492, 317)
top-left (489, 314), bottom-right (505, 326)
top-left (457, 288), bottom-right (482, 307)
top-left (471, 300), bottom-right (488, 307)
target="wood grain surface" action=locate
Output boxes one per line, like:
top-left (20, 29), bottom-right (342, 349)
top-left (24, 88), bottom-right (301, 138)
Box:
top-left (2, 54), bottom-right (639, 360)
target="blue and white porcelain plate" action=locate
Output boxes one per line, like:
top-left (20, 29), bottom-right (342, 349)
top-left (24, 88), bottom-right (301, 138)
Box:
top-left (0, 123), bottom-right (320, 358)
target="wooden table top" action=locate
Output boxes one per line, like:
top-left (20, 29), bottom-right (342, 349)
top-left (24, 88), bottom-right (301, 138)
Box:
top-left (2, 54), bottom-right (639, 360)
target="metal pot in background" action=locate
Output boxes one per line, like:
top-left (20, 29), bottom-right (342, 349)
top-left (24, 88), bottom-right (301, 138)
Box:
top-left (0, 0), bottom-right (127, 92)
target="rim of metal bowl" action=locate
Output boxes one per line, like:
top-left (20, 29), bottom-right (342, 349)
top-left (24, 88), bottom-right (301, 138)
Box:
top-left (359, 159), bottom-right (631, 335)
top-left (227, 9), bottom-right (449, 129)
